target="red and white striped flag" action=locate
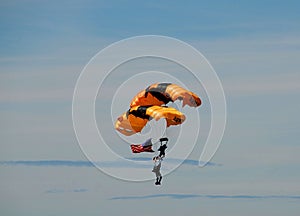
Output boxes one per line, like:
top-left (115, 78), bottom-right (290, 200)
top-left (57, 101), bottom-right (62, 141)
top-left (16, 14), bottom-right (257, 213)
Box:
top-left (130, 144), bottom-right (154, 153)
top-left (130, 138), bottom-right (154, 153)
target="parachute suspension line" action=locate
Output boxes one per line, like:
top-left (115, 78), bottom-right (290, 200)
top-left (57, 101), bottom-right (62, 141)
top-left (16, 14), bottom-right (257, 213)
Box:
top-left (165, 122), bottom-right (169, 138)
top-left (164, 127), bottom-right (167, 139)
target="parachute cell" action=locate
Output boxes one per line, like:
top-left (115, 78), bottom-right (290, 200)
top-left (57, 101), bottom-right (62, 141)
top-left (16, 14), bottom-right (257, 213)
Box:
top-left (130, 83), bottom-right (201, 108)
top-left (115, 105), bottom-right (186, 136)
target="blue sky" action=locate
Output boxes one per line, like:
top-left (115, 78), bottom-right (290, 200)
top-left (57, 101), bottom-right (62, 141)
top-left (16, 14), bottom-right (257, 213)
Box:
top-left (1, 0), bottom-right (300, 215)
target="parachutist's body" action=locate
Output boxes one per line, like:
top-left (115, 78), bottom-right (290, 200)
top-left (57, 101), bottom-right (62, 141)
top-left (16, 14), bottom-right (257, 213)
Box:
top-left (158, 144), bottom-right (167, 158)
top-left (158, 137), bottom-right (168, 158)
top-left (152, 156), bottom-right (163, 185)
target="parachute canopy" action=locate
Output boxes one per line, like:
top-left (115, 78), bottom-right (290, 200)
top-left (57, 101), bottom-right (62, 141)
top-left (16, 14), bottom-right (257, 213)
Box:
top-left (130, 83), bottom-right (201, 108)
top-left (115, 83), bottom-right (201, 136)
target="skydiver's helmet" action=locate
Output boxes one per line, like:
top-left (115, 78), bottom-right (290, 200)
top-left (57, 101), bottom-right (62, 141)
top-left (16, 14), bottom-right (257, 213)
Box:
top-left (159, 137), bottom-right (168, 145)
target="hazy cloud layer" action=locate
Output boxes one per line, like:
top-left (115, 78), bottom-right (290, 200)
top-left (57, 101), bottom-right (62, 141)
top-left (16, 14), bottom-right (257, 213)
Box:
top-left (111, 193), bottom-right (300, 200)
top-left (0, 158), bottom-right (220, 168)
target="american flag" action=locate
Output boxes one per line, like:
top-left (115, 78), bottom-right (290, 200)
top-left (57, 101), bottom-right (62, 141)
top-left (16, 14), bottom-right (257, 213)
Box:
top-left (130, 144), bottom-right (154, 153)
top-left (130, 138), bottom-right (155, 153)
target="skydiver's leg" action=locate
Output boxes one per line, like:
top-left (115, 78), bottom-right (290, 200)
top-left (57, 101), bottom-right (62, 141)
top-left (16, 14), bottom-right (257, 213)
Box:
top-left (157, 171), bottom-right (162, 185)
top-left (155, 171), bottom-right (161, 185)
top-left (155, 171), bottom-right (159, 183)
top-left (155, 177), bottom-right (159, 185)
top-left (155, 171), bottom-right (159, 178)
top-left (157, 177), bottom-right (161, 185)
top-left (158, 176), bottom-right (162, 184)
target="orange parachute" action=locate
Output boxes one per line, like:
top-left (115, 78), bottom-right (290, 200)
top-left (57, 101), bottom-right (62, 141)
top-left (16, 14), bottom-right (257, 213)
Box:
top-left (115, 105), bottom-right (186, 136)
top-left (130, 83), bottom-right (201, 108)
top-left (115, 83), bottom-right (201, 136)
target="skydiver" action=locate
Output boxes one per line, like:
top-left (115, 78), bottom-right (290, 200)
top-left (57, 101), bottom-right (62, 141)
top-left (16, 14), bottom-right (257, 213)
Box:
top-left (158, 137), bottom-right (168, 158)
top-left (152, 156), bottom-right (163, 185)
